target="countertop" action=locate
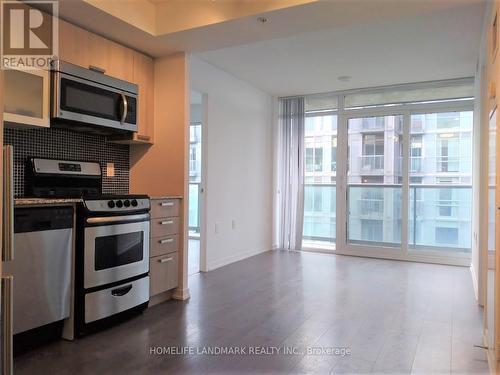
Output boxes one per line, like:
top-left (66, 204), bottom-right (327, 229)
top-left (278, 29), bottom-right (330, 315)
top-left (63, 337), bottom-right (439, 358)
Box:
top-left (150, 196), bottom-right (183, 200)
top-left (15, 196), bottom-right (182, 206)
top-left (15, 198), bottom-right (82, 206)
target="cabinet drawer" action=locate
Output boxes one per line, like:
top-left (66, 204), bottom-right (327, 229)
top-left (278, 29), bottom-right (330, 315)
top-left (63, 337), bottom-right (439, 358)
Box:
top-left (151, 199), bottom-right (179, 219)
top-left (150, 253), bottom-right (178, 296)
top-left (151, 217), bottom-right (179, 238)
top-left (151, 234), bottom-right (178, 257)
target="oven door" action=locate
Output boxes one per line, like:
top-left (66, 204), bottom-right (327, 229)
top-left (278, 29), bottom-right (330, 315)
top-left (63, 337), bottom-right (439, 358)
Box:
top-left (52, 72), bottom-right (137, 133)
top-left (84, 214), bottom-right (149, 289)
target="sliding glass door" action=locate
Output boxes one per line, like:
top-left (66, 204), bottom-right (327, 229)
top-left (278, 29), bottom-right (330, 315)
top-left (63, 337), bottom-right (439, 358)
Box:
top-left (347, 115), bottom-right (403, 247)
top-left (341, 110), bottom-right (472, 259)
top-left (292, 80), bottom-right (475, 264)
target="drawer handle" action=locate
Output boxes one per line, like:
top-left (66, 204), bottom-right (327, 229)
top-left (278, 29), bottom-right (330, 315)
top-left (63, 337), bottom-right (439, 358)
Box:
top-left (160, 220), bottom-right (174, 225)
top-left (160, 202), bottom-right (174, 207)
top-left (111, 284), bottom-right (133, 297)
top-left (159, 257), bottom-right (173, 263)
top-left (159, 238), bottom-right (174, 244)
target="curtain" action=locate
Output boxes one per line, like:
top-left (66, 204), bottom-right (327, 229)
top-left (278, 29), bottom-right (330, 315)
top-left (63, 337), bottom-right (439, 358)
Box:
top-left (277, 97), bottom-right (305, 250)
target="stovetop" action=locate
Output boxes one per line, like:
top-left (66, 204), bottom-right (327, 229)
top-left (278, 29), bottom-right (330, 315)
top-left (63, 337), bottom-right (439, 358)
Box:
top-left (82, 194), bottom-right (150, 214)
top-left (16, 194), bottom-right (151, 214)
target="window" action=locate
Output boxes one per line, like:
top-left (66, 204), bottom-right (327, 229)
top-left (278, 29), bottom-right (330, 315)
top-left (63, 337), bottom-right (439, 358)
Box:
top-left (438, 189), bottom-right (453, 217)
top-left (437, 135), bottom-right (459, 172)
top-left (435, 227), bottom-right (458, 245)
top-left (303, 112), bottom-right (338, 248)
top-left (306, 148), bottom-right (314, 172)
top-left (294, 83), bottom-right (474, 260)
top-left (314, 189), bottom-right (323, 211)
top-left (363, 133), bottom-right (384, 155)
top-left (409, 111), bottom-right (472, 252)
top-left (189, 123), bottom-right (202, 183)
top-left (410, 135), bottom-right (422, 173)
top-left (361, 220), bottom-right (383, 242)
top-left (348, 115), bottom-right (403, 247)
top-left (331, 137), bottom-right (337, 171)
top-left (314, 148), bottom-right (323, 172)
top-left (361, 133), bottom-right (384, 171)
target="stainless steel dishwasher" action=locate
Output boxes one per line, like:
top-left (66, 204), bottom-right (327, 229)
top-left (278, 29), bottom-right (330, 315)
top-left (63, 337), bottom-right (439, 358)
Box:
top-left (3, 206), bottom-right (73, 335)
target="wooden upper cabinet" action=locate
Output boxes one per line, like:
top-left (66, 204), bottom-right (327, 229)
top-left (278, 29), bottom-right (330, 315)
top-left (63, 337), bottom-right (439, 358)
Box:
top-left (58, 20), bottom-right (90, 68)
top-left (58, 19), bottom-right (133, 82)
top-left (131, 52), bottom-right (155, 144)
top-left (107, 42), bottom-right (134, 82)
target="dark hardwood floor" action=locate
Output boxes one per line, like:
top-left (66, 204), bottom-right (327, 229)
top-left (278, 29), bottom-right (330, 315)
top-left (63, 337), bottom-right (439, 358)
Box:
top-left (15, 250), bottom-right (489, 374)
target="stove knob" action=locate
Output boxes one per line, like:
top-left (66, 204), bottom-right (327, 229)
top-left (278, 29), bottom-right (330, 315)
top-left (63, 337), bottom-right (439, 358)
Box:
top-left (124, 199), bottom-right (131, 207)
top-left (107, 200), bottom-right (115, 209)
top-left (116, 200), bottom-right (123, 208)
top-left (131, 199), bottom-right (138, 207)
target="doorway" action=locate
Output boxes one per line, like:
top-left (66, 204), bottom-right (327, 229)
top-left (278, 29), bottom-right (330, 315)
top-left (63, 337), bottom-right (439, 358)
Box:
top-left (188, 90), bottom-right (204, 275)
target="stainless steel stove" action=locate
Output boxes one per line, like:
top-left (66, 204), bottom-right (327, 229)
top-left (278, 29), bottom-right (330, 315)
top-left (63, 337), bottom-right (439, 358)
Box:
top-left (27, 158), bottom-right (151, 336)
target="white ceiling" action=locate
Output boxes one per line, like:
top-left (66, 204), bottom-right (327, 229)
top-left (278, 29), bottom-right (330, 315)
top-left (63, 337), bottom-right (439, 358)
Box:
top-left (196, 2), bottom-right (486, 96)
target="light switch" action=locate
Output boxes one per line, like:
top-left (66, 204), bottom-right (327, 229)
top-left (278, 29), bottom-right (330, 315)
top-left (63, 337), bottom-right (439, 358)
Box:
top-left (106, 163), bottom-right (115, 177)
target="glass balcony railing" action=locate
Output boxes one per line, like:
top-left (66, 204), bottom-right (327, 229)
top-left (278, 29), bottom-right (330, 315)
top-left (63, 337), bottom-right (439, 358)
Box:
top-left (409, 185), bottom-right (471, 252)
top-left (303, 184), bottom-right (336, 246)
top-left (189, 183), bottom-right (200, 234)
top-left (435, 156), bottom-right (460, 173)
top-left (303, 183), bottom-right (472, 253)
top-left (348, 184), bottom-right (402, 246)
top-left (359, 155), bottom-right (384, 171)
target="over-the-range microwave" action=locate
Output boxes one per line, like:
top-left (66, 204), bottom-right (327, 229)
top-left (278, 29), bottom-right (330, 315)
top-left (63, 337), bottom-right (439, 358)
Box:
top-left (51, 60), bottom-right (138, 134)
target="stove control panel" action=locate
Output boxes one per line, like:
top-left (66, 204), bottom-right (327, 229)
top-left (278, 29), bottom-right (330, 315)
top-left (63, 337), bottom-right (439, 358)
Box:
top-left (85, 198), bottom-right (150, 213)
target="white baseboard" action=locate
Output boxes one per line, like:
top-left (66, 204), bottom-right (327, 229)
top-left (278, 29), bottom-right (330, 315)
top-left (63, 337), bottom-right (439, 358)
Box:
top-left (207, 248), bottom-right (269, 271)
top-left (471, 263), bottom-right (479, 302)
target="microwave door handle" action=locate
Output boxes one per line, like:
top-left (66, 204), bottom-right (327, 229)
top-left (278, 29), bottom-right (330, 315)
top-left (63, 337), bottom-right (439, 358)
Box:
top-left (120, 93), bottom-right (128, 124)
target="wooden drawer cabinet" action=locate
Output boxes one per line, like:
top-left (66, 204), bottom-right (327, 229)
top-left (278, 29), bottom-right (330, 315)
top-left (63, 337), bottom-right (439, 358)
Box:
top-left (150, 253), bottom-right (178, 296)
top-left (151, 217), bottom-right (179, 238)
top-left (151, 234), bottom-right (178, 258)
top-left (151, 198), bottom-right (179, 219)
top-left (149, 198), bottom-right (181, 297)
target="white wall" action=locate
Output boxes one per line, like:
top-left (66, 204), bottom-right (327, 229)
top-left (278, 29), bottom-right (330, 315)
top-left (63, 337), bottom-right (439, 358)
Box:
top-left (189, 56), bottom-right (273, 270)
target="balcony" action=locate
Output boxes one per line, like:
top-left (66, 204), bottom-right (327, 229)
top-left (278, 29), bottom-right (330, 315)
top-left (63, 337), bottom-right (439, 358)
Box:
top-left (189, 160), bottom-right (201, 179)
top-left (303, 184), bottom-right (336, 246)
top-left (189, 183), bottom-right (201, 235)
top-left (359, 155), bottom-right (384, 172)
top-left (304, 183), bottom-right (472, 252)
top-left (361, 117), bottom-right (385, 131)
top-left (436, 156), bottom-right (460, 173)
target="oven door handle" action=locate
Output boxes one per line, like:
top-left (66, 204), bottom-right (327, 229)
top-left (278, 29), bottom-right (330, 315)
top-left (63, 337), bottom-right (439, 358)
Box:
top-left (86, 213), bottom-right (149, 225)
top-left (111, 284), bottom-right (133, 297)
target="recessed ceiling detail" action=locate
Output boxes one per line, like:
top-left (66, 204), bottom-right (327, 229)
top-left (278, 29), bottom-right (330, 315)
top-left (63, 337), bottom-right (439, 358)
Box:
top-left (83, 0), bottom-right (315, 36)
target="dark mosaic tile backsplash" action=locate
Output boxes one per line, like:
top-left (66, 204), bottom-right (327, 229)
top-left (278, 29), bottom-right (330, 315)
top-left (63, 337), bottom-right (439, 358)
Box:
top-left (4, 127), bottom-right (129, 197)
